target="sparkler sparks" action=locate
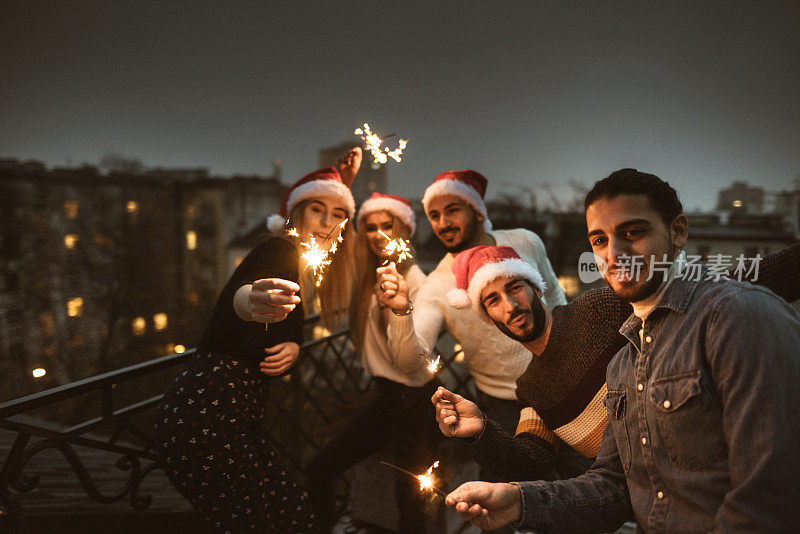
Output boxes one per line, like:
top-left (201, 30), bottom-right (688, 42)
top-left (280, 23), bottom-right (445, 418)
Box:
top-left (287, 219), bottom-right (348, 287)
top-left (378, 229), bottom-right (413, 265)
top-left (424, 355), bottom-right (442, 374)
top-left (380, 460), bottom-right (446, 496)
top-left (417, 461), bottom-right (440, 491)
top-left (354, 123), bottom-right (408, 165)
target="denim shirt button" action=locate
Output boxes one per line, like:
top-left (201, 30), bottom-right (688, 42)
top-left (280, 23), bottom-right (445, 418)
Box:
top-left (645, 335), bottom-right (653, 343)
top-left (663, 400), bottom-right (671, 409)
top-left (657, 491), bottom-right (664, 499)
top-left (642, 437), bottom-right (647, 445)
top-left (637, 383), bottom-right (644, 391)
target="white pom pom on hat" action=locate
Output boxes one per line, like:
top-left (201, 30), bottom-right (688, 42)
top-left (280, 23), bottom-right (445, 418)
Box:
top-left (450, 245), bottom-right (547, 321)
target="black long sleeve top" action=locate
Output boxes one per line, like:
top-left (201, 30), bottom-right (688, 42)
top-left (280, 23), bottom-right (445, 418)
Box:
top-left (197, 236), bottom-right (304, 362)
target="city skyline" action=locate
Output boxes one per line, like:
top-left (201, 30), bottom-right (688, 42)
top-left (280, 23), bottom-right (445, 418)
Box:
top-left (2, 2), bottom-right (799, 212)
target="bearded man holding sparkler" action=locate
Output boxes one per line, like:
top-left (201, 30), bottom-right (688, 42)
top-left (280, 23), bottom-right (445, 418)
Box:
top-left (376, 170), bottom-right (567, 478)
top-left (443, 169), bottom-right (800, 533)
top-left (154, 148), bottom-right (361, 534)
top-left (307, 192), bottom-right (441, 533)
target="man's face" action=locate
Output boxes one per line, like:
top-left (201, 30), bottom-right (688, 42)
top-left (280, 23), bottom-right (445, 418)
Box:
top-left (586, 194), bottom-right (687, 303)
top-left (480, 277), bottom-right (547, 343)
top-left (426, 195), bottom-right (480, 253)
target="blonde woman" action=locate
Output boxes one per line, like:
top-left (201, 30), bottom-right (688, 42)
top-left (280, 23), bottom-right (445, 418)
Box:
top-left (307, 193), bottom-right (439, 533)
top-left (155, 149), bottom-right (360, 533)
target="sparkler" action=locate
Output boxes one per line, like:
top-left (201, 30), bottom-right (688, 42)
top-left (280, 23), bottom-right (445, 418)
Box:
top-left (423, 354), bottom-right (442, 374)
top-left (380, 460), bottom-right (446, 496)
top-left (288, 219), bottom-right (349, 287)
top-left (378, 229), bottom-right (413, 266)
top-left (354, 123), bottom-right (408, 165)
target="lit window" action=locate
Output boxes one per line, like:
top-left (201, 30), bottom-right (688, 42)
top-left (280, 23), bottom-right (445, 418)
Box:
top-left (189, 291), bottom-right (200, 306)
top-left (187, 205), bottom-right (196, 218)
top-left (67, 297), bottom-right (83, 317)
top-left (313, 325), bottom-right (332, 339)
top-left (153, 313), bottom-right (168, 331)
top-left (174, 344), bottom-right (186, 353)
top-left (63, 200), bottom-right (79, 219)
top-left (558, 275), bottom-right (580, 299)
top-left (126, 200), bottom-right (138, 213)
top-left (32, 368), bottom-right (46, 378)
top-left (132, 317), bottom-right (146, 336)
top-left (166, 343), bottom-right (175, 354)
top-left (186, 231), bottom-right (197, 250)
top-left (732, 200), bottom-right (742, 207)
top-left (64, 234), bottom-right (79, 249)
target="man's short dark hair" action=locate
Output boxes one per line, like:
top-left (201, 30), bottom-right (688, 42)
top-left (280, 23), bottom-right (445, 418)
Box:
top-left (584, 168), bottom-right (683, 227)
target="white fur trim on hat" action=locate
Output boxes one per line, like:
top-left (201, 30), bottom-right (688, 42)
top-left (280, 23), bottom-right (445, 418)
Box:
top-left (357, 197), bottom-right (417, 235)
top-left (422, 179), bottom-right (492, 231)
top-left (267, 214), bottom-right (287, 234)
top-left (286, 179), bottom-right (356, 219)
top-left (446, 288), bottom-right (471, 308)
top-left (467, 258), bottom-right (547, 321)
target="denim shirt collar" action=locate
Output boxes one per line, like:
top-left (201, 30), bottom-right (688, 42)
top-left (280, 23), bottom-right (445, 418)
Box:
top-left (619, 274), bottom-right (703, 340)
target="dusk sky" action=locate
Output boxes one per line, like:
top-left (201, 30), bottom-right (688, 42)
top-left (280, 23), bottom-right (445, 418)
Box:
top-left (2, 1), bottom-right (799, 211)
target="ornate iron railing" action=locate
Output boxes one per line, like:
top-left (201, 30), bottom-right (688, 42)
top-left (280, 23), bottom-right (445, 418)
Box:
top-left (0, 325), bottom-right (473, 529)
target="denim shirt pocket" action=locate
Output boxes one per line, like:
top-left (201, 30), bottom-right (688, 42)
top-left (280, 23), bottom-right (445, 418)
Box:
top-left (650, 372), bottom-right (727, 470)
top-left (604, 389), bottom-right (632, 472)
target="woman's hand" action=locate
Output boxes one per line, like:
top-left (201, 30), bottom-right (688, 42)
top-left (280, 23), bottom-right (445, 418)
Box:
top-left (260, 342), bottom-right (301, 376)
top-left (337, 146), bottom-right (362, 188)
top-left (376, 263), bottom-right (410, 314)
top-left (234, 278), bottom-right (301, 323)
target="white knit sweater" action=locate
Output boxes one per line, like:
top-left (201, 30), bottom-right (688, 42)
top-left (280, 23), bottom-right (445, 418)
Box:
top-left (361, 264), bottom-right (431, 387)
top-left (387, 229), bottom-right (566, 400)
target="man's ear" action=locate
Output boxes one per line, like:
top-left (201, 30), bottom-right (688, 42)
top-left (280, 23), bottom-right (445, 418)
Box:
top-left (670, 214), bottom-right (689, 252)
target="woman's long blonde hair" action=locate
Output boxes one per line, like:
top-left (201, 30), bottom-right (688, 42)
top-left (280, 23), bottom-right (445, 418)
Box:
top-left (288, 201), bottom-right (355, 330)
top-left (349, 213), bottom-right (415, 351)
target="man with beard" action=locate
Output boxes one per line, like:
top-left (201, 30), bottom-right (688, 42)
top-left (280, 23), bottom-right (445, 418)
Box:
top-left (432, 244), bottom-right (602, 483)
top-left (444, 169), bottom-right (800, 533)
top-left (376, 170), bottom-right (566, 448)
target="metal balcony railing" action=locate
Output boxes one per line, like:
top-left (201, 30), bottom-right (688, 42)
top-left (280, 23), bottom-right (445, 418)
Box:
top-left (0, 323), bottom-right (473, 528)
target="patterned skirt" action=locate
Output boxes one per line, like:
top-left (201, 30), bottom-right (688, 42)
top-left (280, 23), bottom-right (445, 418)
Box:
top-left (154, 352), bottom-right (318, 533)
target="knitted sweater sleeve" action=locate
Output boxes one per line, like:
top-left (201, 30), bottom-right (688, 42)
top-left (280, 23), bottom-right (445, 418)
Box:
top-left (753, 242), bottom-right (800, 303)
top-left (469, 417), bottom-right (558, 482)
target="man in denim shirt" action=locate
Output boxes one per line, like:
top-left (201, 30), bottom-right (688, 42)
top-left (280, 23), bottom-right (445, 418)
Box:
top-left (444, 169), bottom-right (800, 533)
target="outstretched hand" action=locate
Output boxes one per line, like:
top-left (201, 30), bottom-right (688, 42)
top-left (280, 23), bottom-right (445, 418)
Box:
top-left (431, 386), bottom-right (485, 438)
top-left (445, 481), bottom-right (523, 531)
top-left (247, 278), bottom-right (301, 323)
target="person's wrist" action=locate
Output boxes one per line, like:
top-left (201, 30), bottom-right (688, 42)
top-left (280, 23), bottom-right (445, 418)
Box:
top-left (391, 300), bottom-right (413, 316)
top-left (508, 482), bottom-right (525, 527)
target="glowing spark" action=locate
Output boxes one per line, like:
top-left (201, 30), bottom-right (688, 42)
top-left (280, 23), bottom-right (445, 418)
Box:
top-left (286, 227), bottom-right (300, 237)
top-left (417, 461), bottom-right (440, 491)
top-left (425, 355), bottom-right (441, 374)
top-left (297, 218), bottom-right (349, 287)
top-left (378, 229), bottom-right (413, 265)
top-left (354, 123), bottom-right (408, 166)
top-left (380, 460), bottom-right (446, 497)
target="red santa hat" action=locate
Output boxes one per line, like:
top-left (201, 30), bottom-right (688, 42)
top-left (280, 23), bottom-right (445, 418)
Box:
top-left (422, 170), bottom-right (492, 232)
top-left (447, 245), bottom-right (546, 321)
top-left (356, 192), bottom-right (417, 236)
top-left (267, 167), bottom-right (356, 234)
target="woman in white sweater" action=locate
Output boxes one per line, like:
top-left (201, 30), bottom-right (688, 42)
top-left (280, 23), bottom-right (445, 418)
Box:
top-left (306, 193), bottom-right (439, 533)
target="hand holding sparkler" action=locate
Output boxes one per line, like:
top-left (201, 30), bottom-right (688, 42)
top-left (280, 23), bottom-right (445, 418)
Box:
top-left (445, 481), bottom-right (523, 531)
top-left (431, 386), bottom-right (485, 439)
top-left (336, 146), bottom-right (362, 188)
top-left (376, 263), bottom-right (411, 314)
top-left (236, 279), bottom-right (301, 324)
